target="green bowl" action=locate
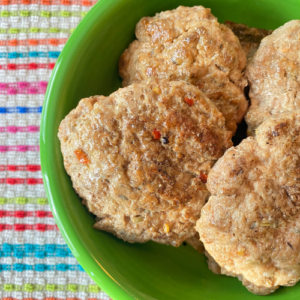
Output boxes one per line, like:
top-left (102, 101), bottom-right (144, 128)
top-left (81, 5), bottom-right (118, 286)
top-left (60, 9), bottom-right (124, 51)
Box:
top-left (40, 0), bottom-right (300, 299)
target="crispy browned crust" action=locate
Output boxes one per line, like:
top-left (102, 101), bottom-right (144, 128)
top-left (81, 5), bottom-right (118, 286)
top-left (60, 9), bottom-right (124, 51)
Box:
top-left (58, 79), bottom-right (232, 247)
top-left (119, 6), bottom-right (248, 133)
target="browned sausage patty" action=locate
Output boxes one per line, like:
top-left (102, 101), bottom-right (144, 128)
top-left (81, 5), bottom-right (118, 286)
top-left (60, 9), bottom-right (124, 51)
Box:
top-left (197, 111), bottom-right (300, 294)
top-left (58, 79), bottom-right (232, 246)
top-left (246, 20), bottom-right (300, 135)
top-left (119, 6), bottom-right (248, 133)
top-left (224, 20), bottom-right (272, 59)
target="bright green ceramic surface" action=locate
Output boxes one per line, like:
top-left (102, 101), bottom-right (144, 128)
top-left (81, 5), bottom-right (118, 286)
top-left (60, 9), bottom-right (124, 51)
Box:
top-left (40, 0), bottom-right (300, 299)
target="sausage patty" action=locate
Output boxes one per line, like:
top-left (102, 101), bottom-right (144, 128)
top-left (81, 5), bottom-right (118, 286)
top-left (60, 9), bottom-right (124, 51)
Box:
top-left (246, 20), bottom-right (300, 135)
top-left (197, 111), bottom-right (300, 294)
top-left (58, 79), bottom-right (232, 246)
top-left (119, 6), bottom-right (248, 133)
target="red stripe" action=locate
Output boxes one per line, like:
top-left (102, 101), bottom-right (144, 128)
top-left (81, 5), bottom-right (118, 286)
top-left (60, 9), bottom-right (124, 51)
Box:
top-left (0, 178), bottom-right (43, 185)
top-left (0, 165), bottom-right (41, 171)
top-left (0, 63), bottom-right (55, 70)
top-left (0, 210), bottom-right (53, 218)
top-left (0, 38), bottom-right (67, 47)
top-left (0, 224), bottom-right (58, 231)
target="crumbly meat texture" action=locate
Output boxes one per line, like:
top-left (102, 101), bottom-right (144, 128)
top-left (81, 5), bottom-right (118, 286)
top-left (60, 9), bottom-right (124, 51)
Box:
top-left (245, 20), bottom-right (300, 135)
top-left (119, 6), bottom-right (248, 133)
top-left (58, 80), bottom-right (233, 247)
top-left (197, 111), bottom-right (300, 294)
top-left (224, 20), bottom-right (273, 59)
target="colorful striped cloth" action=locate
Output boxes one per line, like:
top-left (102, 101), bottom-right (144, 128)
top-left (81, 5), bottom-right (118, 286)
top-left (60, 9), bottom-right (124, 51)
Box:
top-left (0, 0), bottom-right (112, 299)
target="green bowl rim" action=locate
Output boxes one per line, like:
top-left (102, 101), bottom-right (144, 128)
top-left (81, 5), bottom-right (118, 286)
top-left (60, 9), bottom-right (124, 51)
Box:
top-left (40, 1), bottom-right (134, 299)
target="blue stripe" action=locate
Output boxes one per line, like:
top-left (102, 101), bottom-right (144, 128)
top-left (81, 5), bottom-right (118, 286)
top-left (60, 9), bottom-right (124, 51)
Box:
top-left (0, 244), bottom-right (73, 259)
top-left (0, 263), bottom-right (84, 272)
top-left (0, 107), bottom-right (42, 114)
top-left (0, 51), bottom-right (60, 59)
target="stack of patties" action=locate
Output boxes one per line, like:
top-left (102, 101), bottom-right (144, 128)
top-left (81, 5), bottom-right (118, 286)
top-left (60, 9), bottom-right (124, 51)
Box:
top-left (198, 20), bottom-right (300, 295)
top-left (58, 3), bottom-right (300, 296)
top-left (59, 5), bottom-right (300, 296)
top-left (119, 6), bottom-right (248, 133)
top-left (58, 5), bottom-right (248, 248)
top-left (117, 5), bottom-right (252, 251)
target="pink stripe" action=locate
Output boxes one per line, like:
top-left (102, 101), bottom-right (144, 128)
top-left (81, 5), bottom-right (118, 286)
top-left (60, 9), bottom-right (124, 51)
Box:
top-left (0, 210), bottom-right (53, 218)
top-left (0, 81), bottom-right (48, 95)
top-left (0, 145), bottom-right (39, 152)
top-left (0, 126), bottom-right (40, 133)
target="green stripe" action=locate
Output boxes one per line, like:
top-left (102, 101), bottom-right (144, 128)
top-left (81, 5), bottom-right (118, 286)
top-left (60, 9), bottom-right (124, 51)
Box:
top-left (0, 28), bottom-right (76, 34)
top-left (2, 283), bottom-right (101, 293)
top-left (0, 197), bottom-right (48, 205)
top-left (0, 10), bottom-right (88, 18)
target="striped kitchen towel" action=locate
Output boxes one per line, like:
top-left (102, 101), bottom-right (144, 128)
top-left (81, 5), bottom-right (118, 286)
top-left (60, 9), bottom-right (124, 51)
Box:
top-left (0, 0), bottom-right (112, 299)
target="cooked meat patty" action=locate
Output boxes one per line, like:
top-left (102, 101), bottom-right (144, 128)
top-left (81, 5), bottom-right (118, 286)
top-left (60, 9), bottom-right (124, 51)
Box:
top-left (224, 21), bottom-right (272, 59)
top-left (245, 20), bottom-right (300, 135)
top-left (197, 111), bottom-right (300, 294)
top-left (58, 79), bottom-right (232, 247)
top-left (119, 6), bottom-right (248, 133)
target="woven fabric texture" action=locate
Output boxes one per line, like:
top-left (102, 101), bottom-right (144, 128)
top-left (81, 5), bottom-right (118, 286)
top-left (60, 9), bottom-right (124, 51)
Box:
top-left (0, 1), bottom-right (112, 299)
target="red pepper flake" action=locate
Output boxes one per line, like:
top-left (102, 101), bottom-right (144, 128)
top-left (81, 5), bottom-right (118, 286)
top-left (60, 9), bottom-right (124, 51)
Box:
top-left (199, 172), bottom-right (208, 183)
top-left (74, 149), bottom-right (90, 164)
top-left (184, 97), bottom-right (194, 106)
top-left (152, 128), bottom-right (161, 140)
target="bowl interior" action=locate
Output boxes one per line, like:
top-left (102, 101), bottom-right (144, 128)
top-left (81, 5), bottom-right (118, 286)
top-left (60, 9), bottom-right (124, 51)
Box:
top-left (40, 0), bottom-right (300, 299)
